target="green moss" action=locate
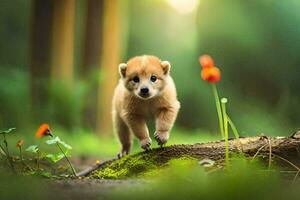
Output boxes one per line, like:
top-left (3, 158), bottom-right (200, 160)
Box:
top-left (91, 152), bottom-right (158, 179)
top-left (91, 151), bottom-right (198, 179)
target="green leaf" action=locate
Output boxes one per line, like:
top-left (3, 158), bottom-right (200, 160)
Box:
top-left (40, 172), bottom-right (52, 178)
top-left (25, 145), bottom-right (39, 153)
top-left (45, 136), bottom-right (60, 145)
top-left (64, 150), bottom-right (71, 156)
top-left (38, 151), bottom-right (49, 159)
top-left (58, 140), bottom-right (72, 150)
top-left (0, 127), bottom-right (16, 134)
top-left (45, 136), bottom-right (72, 150)
top-left (45, 153), bottom-right (65, 163)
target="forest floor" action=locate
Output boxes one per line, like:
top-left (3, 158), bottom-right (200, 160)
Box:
top-left (2, 133), bottom-right (300, 200)
top-left (41, 134), bottom-right (300, 200)
top-left (47, 178), bottom-right (143, 200)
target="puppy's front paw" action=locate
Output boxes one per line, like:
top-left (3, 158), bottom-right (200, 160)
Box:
top-left (117, 152), bottom-right (125, 159)
top-left (154, 131), bottom-right (169, 146)
top-left (117, 144), bottom-right (131, 158)
top-left (117, 149), bottom-right (129, 159)
top-left (140, 138), bottom-right (152, 150)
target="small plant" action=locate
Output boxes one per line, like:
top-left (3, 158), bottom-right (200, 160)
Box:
top-left (26, 144), bottom-right (40, 171)
top-left (199, 55), bottom-right (240, 166)
top-left (199, 55), bottom-right (223, 138)
top-left (0, 124), bottom-right (77, 178)
top-left (221, 98), bottom-right (229, 166)
top-left (0, 127), bottom-right (16, 172)
top-left (35, 124), bottom-right (77, 176)
top-left (16, 139), bottom-right (25, 167)
top-left (16, 139), bottom-right (24, 159)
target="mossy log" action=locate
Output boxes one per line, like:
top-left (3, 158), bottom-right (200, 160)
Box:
top-left (78, 132), bottom-right (300, 178)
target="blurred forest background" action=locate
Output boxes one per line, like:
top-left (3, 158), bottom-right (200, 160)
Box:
top-left (0, 0), bottom-right (299, 144)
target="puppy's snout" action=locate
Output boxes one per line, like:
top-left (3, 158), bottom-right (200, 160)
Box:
top-left (140, 87), bottom-right (149, 94)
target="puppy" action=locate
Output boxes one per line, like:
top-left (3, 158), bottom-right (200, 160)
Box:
top-left (112, 55), bottom-right (180, 157)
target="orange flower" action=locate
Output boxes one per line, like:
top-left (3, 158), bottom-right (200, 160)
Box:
top-left (199, 54), bottom-right (214, 68)
top-left (16, 139), bottom-right (24, 148)
top-left (201, 66), bottom-right (221, 83)
top-left (35, 124), bottom-right (52, 138)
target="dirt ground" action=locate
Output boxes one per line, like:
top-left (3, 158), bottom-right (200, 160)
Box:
top-left (46, 178), bottom-right (144, 200)
top-left (42, 156), bottom-right (145, 200)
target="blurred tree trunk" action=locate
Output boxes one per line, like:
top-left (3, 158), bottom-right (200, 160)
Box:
top-left (96, 0), bottom-right (121, 136)
top-left (49, 0), bottom-right (75, 128)
top-left (29, 0), bottom-right (54, 120)
top-left (51, 0), bottom-right (75, 86)
top-left (81, 0), bottom-right (104, 130)
top-left (81, 0), bottom-right (104, 76)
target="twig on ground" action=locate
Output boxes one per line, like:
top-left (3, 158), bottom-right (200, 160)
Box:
top-left (251, 143), bottom-right (268, 161)
top-left (268, 138), bottom-right (272, 169)
top-left (272, 153), bottom-right (300, 183)
top-left (76, 157), bottom-right (118, 177)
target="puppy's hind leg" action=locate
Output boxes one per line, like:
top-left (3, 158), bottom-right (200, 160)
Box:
top-left (114, 115), bottom-right (132, 158)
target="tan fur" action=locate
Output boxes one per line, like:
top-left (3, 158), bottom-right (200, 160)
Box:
top-left (112, 55), bottom-right (180, 157)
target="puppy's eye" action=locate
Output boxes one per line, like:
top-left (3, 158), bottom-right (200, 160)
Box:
top-left (150, 75), bottom-right (157, 82)
top-left (132, 76), bottom-right (139, 83)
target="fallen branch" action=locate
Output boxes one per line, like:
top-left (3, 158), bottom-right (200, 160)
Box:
top-left (78, 131), bottom-right (300, 178)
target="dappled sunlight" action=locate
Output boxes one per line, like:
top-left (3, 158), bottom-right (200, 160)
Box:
top-left (166, 0), bottom-right (200, 15)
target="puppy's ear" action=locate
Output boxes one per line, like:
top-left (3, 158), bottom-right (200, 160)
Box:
top-left (118, 63), bottom-right (127, 77)
top-left (161, 61), bottom-right (171, 75)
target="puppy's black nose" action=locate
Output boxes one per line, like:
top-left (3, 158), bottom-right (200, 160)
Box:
top-left (140, 87), bottom-right (149, 94)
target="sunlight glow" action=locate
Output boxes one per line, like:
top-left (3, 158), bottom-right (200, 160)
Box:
top-left (166, 0), bottom-right (200, 15)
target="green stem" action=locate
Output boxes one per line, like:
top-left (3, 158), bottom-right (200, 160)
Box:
top-left (227, 116), bottom-right (239, 139)
top-left (3, 134), bottom-right (9, 157)
top-left (19, 146), bottom-right (27, 170)
top-left (19, 146), bottom-right (23, 161)
top-left (0, 144), bottom-right (6, 156)
top-left (221, 98), bottom-right (229, 167)
top-left (37, 150), bottom-right (40, 171)
top-left (212, 84), bottom-right (224, 138)
top-left (19, 146), bottom-right (31, 171)
top-left (56, 143), bottom-right (77, 177)
top-left (2, 134), bottom-right (15, 172)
